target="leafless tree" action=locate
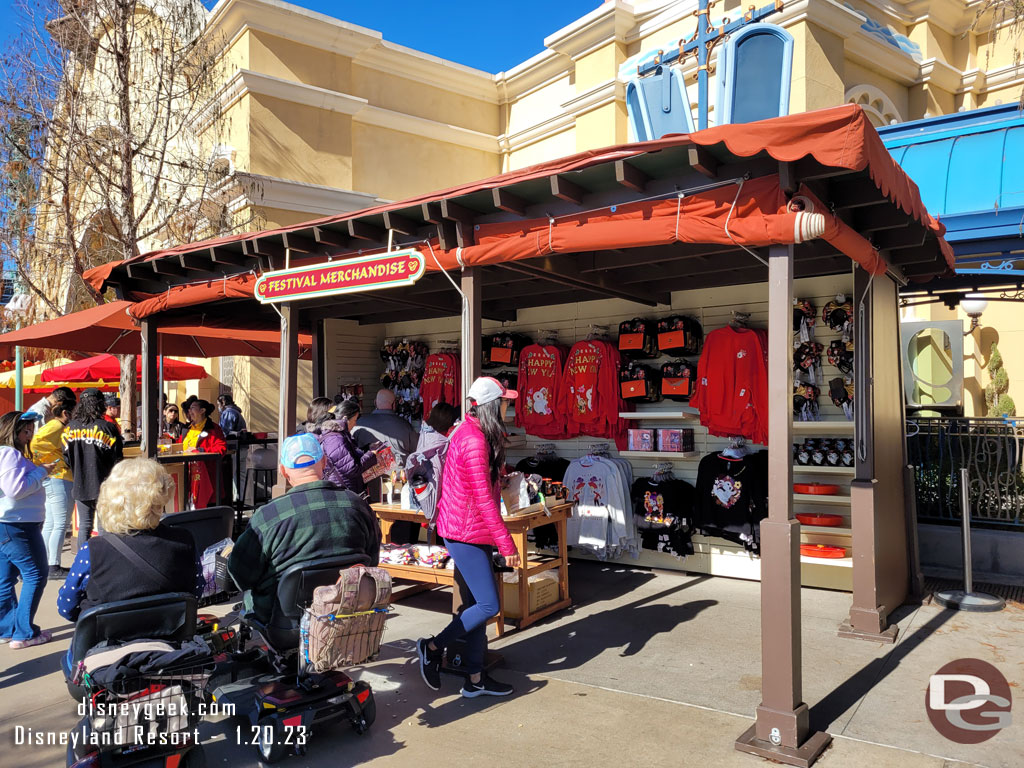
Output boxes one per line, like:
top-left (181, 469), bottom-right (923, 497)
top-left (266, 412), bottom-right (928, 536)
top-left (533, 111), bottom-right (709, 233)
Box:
top-left (973, 0), bottom-right (1024, 106)
top-left (0, 0), bottom-right (259, 432)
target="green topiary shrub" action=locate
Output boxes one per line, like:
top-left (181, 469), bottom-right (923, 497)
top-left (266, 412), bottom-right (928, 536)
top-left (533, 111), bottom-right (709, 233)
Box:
top-left (986, 342), bottom-right (1016, 416)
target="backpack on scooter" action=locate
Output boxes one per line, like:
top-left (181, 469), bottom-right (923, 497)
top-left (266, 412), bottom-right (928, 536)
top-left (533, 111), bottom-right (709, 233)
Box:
top-left (301, 565), bottom-right (392, 673)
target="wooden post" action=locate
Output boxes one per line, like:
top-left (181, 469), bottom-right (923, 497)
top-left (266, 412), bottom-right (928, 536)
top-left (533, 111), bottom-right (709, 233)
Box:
top-left (736, 244), bottom-right (831, 766)
top-left (312, 318), bottom-right (327, 399)
top-left (272, 303), bottom-right (299, 497)
top-left (839, 271), bottom-right (906, 643)
top-left (461, 267), bottom-right (482, 414)
top-left (140, 318), bottom-right (159, 458)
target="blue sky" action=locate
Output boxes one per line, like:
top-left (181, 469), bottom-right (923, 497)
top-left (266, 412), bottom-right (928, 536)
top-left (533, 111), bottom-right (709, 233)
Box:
top-left (0, 1), bottom-right (601, 72)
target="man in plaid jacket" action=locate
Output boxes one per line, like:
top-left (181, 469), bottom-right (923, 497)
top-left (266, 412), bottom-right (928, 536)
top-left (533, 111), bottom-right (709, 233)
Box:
top-left (228, 433), bottom-right (381, 624)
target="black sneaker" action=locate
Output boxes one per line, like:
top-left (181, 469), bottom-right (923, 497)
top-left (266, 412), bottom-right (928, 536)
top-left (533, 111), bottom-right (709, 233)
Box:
top-left (416, 637), bottom-right (442, 691)
top-left (47, 566), bottom-right (68, 581)
top-left (461, 675), bottom-right (514, 698)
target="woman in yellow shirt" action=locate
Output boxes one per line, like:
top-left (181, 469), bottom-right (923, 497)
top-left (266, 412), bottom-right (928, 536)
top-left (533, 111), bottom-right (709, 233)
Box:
top-left (30, 402), bottom-right (73, 579)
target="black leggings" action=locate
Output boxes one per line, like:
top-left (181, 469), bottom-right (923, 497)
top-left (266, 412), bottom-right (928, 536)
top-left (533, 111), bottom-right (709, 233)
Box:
top-left (76, 499), bottom-right (98, 549)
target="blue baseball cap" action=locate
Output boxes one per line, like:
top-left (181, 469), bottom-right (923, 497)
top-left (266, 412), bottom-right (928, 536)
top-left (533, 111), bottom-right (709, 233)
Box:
top-left (280, 433), bottom-right (324, 469)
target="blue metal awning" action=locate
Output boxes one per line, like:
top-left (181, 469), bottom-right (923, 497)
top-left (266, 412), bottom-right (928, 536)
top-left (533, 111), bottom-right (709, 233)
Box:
top-left (879, 105), bottom-right (1024, 279)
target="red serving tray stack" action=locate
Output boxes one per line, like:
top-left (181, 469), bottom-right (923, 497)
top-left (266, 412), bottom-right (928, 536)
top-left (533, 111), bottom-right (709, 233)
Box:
top-left (795, 512), bottom-right (845, 527)
top-left (800, 543), bottom-right (847, 559)
top-left (793, 482), bottom-right (840, 495)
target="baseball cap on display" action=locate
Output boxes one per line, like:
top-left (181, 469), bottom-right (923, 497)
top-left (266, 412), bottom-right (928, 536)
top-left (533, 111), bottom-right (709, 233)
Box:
top-left (467, 376), bottom-right (519, 406)
top-left (280, 433), bottom-right (324, 469)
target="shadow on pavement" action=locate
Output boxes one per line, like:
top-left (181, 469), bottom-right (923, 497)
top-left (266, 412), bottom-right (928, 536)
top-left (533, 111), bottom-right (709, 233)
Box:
top-left (809, 607), bottom-right (955, 731)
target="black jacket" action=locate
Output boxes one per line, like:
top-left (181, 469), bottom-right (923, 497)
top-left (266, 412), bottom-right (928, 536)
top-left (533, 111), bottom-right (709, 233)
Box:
top-left (63, 418), bottom-right (124, 502)
top-left (81, 524), bottom-right (197, 614)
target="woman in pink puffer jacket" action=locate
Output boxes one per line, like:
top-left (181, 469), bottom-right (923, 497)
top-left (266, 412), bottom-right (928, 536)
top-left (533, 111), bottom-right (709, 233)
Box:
top-left (417, 377), bottom-right (521, 699)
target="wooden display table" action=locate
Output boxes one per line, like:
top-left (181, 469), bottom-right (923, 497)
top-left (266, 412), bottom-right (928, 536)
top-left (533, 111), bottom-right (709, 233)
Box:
top-left (372, 502), bottom-right (573, 633)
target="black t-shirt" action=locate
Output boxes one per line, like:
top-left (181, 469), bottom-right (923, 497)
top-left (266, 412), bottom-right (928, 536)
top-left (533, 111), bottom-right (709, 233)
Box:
top-left (630, 477), bottom-right (695, 557)
top-left (694, 451), bottom-right (768, 553)
top-left (517, 456), bottom-right (570, 549)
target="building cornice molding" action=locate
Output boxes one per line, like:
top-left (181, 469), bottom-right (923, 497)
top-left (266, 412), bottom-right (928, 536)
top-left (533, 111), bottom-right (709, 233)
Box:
top-left (207, 0), bottom-right (498, 103)
top-left (353, 105), bottom-right (499, 154)
top-left (206, 0), bottom-right (381, 59)
top-left (560, 79), bottom-right (626, 116)
top-left (220, 69), bottom-right (499, 153)
top-left (235, 172), bottom-right (384, 217)
top-left (498, 50), bottom-right (572, 102)
top-left (230, 69), bottom-right (369, 114)
top-left (917, 57), bottom-right (963, 93)
top-left (543, 1), bottom-right (636, 60)
top-left (353, 42), bottom-right (498, 104)
top-left (845, 31), bottom-right (921, 85)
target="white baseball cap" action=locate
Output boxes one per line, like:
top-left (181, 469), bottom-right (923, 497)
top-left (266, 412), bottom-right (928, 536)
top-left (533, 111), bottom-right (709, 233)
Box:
top-left (467, 376), bottom-right (519, 406)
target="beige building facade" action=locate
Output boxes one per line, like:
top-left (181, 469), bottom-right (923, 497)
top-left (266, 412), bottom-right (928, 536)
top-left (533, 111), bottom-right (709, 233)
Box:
top-left (147, 0), bottom-right (1022, 425)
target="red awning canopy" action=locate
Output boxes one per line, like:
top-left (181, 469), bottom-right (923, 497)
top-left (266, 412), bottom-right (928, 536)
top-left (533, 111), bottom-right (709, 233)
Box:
top-left (0, 301), bottom-right (313, 359)
top-left (84, 105), bottom-right (953, 322)
top-left (41, 354), bottom-right (208, 383)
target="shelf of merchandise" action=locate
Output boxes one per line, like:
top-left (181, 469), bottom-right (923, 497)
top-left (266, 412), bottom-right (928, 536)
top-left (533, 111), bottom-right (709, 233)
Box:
top-left (800, 525), bottom-right (852, 536)
top-left (792, 465), bottom-right (854, 476)
top-left (619, 408), bottom-right (700, 421)
top-left (793, 492), bottom-right (851, 506)
top-left (619, 451), bottom-right (701, 460)
top-left (792, 421), bottom-right (855, 436)
top-left (800, 554), bottom-right (853, 568)
top-left (504, 434), bottom-right (527, 449)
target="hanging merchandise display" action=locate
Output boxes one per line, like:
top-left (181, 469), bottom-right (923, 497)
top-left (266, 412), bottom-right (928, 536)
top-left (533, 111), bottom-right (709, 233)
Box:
top-left (617, 318), bottom-right (659, 359)
top-left (660, 359), bottom-right (698, 401)
top-left (620, 361), bottom-right (662, 403)
top-left (630, 465), bottom-right (695, 558)
top-left (656, 315), bottom-right (704, 356)
top-left (793, 298), bottom-right (816, 343)
top-left (379, 340), bottom-right (428, 421)
top-left (483, 331), bottom-right (532, 369)
top-left (421, 351), bottom-right (461, 412)
top-left (694, 448), bottom-right (769, 555)
top-left (516, 343), bottom-right (569, 440)
top-left (793, 341), bottom-right (823, 383)
top-left (827, 339), bottom-right (854, 376)
top-left (829, 377), bottom-right (854, 421)
top-left (793, 382), bottom-right (820, 422)
top-left (563, 449), bottom-right (638, 560)
top-left (559, 340), bottom-right (629, 448)
top-left (822, 294), bottom-right (853, 341)
top-left (691, 326), bottom-right (769, 445)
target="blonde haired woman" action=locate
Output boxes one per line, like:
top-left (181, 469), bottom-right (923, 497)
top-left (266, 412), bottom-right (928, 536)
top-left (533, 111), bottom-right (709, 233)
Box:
top-left (57, 458), bottom-right (203, 625)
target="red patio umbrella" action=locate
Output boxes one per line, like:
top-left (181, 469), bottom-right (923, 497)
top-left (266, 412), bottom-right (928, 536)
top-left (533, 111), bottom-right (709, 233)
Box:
top-left (41, 353), bottom-right (208, 382)
top-left (0, 300), bottom-right (312, 359)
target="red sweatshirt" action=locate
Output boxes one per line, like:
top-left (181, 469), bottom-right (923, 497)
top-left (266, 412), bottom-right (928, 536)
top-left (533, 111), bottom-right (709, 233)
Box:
top-left (560, 341), bottom-right (628, 448)
top-left (516, 344), bottom-right (567, 439)
top-left (421, 353), bottom-right (461, 412)
top-left (692, 327), bottom-right (769, 445)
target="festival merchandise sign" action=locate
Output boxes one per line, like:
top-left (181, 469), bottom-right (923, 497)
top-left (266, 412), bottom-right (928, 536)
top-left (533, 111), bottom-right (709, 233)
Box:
top-left (254, 249), bottom-right (426, 304)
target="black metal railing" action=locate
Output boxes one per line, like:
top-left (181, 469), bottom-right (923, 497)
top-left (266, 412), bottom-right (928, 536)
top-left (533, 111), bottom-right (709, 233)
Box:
top-left (907, 416), bottom-right (1024, 530)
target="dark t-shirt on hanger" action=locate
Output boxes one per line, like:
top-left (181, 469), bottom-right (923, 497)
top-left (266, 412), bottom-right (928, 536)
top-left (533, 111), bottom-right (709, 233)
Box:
top-left (517, 456), bottom-right (570, 549)
top-left (694, 450), bottom-right (768, 554)
top-left (630, 476), bottom-right (695, 557)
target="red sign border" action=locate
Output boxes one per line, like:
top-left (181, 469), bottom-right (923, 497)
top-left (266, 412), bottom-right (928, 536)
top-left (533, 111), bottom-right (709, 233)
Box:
top-left (254, 249), bottom-right (426, 304)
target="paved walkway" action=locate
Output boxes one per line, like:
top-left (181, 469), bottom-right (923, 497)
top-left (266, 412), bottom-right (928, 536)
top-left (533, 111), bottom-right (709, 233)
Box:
top-left (1, 560), bottom-right (1021, 767)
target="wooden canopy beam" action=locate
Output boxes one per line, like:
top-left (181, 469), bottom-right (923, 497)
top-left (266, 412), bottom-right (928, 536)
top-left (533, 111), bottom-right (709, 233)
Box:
top-left (440, 199), bottom-right (477, 247)
top-left (281, 231), bottom-right (322, 254)
top-left (499, 255), bottom-right (668, 306)
top-left (688, 146), bottom-right (719, 178)
top-left (551, 174), bottom-right (585, 205)
top-left (209, 247), bottom-right (247, 267)
top-left (313, 226), bottom-right (349, 249)
top-left (829, 177), bottom-right (886, 210)
top-left (492, 187), bottom-right (529, 216)
top-left (382, 210), bottom-right (420, 236)
top-left (347, 218), bottom-right (385, 242)
top-left (615, 160), bottom-right (650, 192)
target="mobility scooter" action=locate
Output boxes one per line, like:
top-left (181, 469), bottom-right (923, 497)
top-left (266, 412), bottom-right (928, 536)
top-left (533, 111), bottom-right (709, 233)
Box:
top-left (63, 592), bottom-right (212, 768)
top-left (209, 554), bottom-right (383, 764)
